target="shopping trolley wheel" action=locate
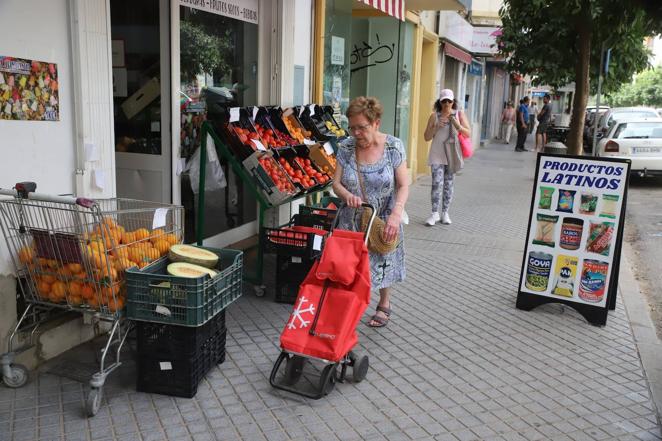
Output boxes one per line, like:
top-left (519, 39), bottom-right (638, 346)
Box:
top-left (284, 355), bottom-right (305, 386)
top-left (319, 363), bottom-right (337, 396)
top-left (352, 355), bottom-right (369, 383)
top-left (86, 387), bottom-right (103, 417)
top-left (2, 363), bottom-right (28, 388)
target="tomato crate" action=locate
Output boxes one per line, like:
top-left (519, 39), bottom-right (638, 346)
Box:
top-left (136, 328), bottom-right (227, 398)
top-left (262, 217), bottom-right (328, 259)
top-left (242, 151), bottom-right (299, 206)
top-left (136, 310), bottom-right (226, 360)
top-left (275, 254), bottom-right (316, 304)
top-left (125, 248), bottom-right (242, 326)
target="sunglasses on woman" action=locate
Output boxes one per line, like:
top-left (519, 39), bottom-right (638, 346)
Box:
top-left (441, 99), bottom-right (452, 104)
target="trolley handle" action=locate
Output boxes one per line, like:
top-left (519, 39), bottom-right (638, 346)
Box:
top-left (331, 202), bottom-right (377, 246)
top-left (0, 182), bottom-right (96, 208)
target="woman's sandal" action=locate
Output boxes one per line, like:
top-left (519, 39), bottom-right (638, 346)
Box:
top-left (368, 305), bottom-right (391, 328)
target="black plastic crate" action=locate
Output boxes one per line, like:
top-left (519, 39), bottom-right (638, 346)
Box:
top-left (296, 207), bottom-right (337, 231)
top-left (136, 330), bottom-right (227, 398)
top-left (262, 218), bottom-right (327, 259)
top-left (136, 310), bottom-right (226, 360)
top-left (275, 254), bottom-right (316, 304)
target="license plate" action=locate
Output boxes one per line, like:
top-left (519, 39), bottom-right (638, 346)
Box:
top-left (632, 147), bottom-right (662, 154)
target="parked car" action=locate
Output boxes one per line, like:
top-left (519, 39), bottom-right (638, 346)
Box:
top-left (596, 107), bottom-right (660, 139)
top-left (596, 118), bottom-right (662, 177)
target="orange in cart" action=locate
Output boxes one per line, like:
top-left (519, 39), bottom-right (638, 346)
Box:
top-left (81, 284), bottom-right (94, 300)
top-left (18, 246), bottom-right (34, 264)
top-left (153, 239), bottom-right (170, 256)
top-left (36, 280), bottom-right (51, 299)
top-left (134, 228), bottom-right (150, 241)
top-left (150, 228), bottom-right (165, 243)
top-left (121, 231), bottom-right (137, 244)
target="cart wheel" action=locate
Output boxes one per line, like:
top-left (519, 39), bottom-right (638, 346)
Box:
top-left (254, 285), bottom-right (265, 297)
top-left (86, 387), bottom-right (103, 417)
top-left (284, 355), bottom-right (305, 386)
top-left (319, 364), bottom-right (337, 396)
top-left (352, 355), bottom-right (369, 383)
top-left (2, 363), bottom-right (28, 388)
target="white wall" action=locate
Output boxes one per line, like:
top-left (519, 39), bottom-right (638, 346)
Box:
top-left (0, 0), bottom-right (76, 276)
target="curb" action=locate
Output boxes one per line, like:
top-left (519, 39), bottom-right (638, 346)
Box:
top-left (619, 241), bottom-right (662, 422)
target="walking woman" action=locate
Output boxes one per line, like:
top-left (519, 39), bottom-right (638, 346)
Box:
top-left (332, 96), bottom-right (409, 328)
top-left (423, 89), bottom-right (471, 226)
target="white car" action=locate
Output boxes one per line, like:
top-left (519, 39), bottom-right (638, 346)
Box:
top-left (596, 118), bottom-right (662, 177)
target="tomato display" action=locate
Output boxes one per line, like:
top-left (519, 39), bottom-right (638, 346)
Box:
top-left (231, 124), bottom-right (260, 149)
top-left (277, 157), bottom-right (318, 189)
top-left (258, 156), bottom-right (296, 194)
top-left (294, 157), bottom-right (331, 185)
top-left (254, 122), bottom-right (288, 148)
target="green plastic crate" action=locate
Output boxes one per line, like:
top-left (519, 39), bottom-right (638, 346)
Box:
top-left (125, 248), bottom-right (242, 326)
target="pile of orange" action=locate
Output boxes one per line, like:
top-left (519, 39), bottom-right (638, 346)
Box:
top-left (17, 215), bottom-right (181, 314)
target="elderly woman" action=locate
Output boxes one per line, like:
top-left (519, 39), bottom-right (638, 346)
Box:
top-left (423, 89), bottom-right (471, 226)
top-left (332, 96), bottom-right (409, 328)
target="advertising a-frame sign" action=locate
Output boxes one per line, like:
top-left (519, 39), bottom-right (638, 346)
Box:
top-left (516, 153), bottom-right (631, 326)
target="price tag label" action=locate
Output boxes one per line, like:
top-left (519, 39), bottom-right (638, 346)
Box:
top-left (323, 142), bottom-right (334, 155)
top-left (229, 107), bottom-right (240, 122)
top-left (308, 104), bottom-right (316, 116)
top-left (252, 139), bottom-right (267, 151)
top-left (252, 106), bottom-right (259, 120)
top-left (292, 256), bottom-right (302, 263)
top-left (159, 362), bottom-right (172, 371)
top-left (152, 208), bottom-right (169, 229)
top-left (313, 235), bottom-right (323, 251)
top-left (303, 139), bottom-right (316, 145)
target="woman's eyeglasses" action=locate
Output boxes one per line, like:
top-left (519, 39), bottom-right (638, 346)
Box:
top-left (348, 123), bottom-right (371, 133)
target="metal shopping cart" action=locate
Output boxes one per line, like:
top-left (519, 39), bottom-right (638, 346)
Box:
top-left (0, 182), bottom-right (183, 416)
top-left (270, 203), bottom-right (375, 399)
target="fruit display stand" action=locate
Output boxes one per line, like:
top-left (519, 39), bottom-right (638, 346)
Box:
top-left (195, 118), bottom-right (336, 293)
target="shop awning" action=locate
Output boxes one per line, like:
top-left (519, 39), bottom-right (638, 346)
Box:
top-left (444, 42), bottom-right (472, 64)
top-left (357, 0), bottom-right (406, 21)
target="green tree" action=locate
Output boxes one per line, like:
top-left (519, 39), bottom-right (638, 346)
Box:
top-left (608, 67), bottom-right (662, 107)
top-left (498, 0), bottom-right (660, 155)
top-left (180, 21), bottom-right (232, 82)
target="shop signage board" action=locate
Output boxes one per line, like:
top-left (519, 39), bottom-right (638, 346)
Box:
top-left (516, 154), bottom-right (631, 326)
top-left (0, 56), bottom-right (59, 121)
top-left (470, 27), bottom-right (501, 55)
top-left (179, 0), bottom-right (258, 24)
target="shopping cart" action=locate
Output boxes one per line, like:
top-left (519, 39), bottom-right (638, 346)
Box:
top-left (269, 203), bottom-right (376, 399)
top-left (0, 182), bottom-right (183, 416)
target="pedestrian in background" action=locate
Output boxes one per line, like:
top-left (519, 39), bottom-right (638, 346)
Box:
top-left (500, 101), bottom-right (516, 143)
top-left (515, 96), bottom-right (530, 152)
top-left (536, 94), bottom-right (552, 152)
top-left (332, 96), bottom-right (409, 328)
top-left (423, 89), bottom-right (470, 226)
top-left (528, 101), bottom-right (538, 134)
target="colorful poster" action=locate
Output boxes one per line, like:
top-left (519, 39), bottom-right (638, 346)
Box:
top-left (0, 56), bottom-right (59, 121)
top-left (517, 154), bottom-right (631, 324)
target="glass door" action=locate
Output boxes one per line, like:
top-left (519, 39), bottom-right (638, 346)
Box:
top-left (111, 0), bottom-right (171, 203)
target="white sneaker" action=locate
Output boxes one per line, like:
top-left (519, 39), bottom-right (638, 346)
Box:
top-left (441, 212), bottom-right (452, 224)
top-left (425, 212), bottom-right (440, 226)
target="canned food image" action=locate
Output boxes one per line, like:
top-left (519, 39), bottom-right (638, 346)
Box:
top-left (525, 252), bottom-right (553, 292)
top-left (559, 217), bottom-right (584, 250)
top-left (578, 259), bottom-right (609, 303)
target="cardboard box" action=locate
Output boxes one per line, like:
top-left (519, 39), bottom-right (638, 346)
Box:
top-left (121, 77), bottom-right (160, 120)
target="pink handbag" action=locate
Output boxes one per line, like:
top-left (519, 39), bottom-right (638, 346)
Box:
top-left (457, 111), bottom-right (473, 159)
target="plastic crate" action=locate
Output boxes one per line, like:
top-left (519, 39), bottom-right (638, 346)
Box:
top-left (136, 310), bottom-right (226, 360)
top-left (296, 207), bottom-right (337, 231)
top-left (275, 254), bottom-right (316, 304)
top-left (125, 248), bottom-right (242, 326)
top-left (262, 219), bottom-right (327, 259)
top-left (136, 329), bottom-right (226, 398)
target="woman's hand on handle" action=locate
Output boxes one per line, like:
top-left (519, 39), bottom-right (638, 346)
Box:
top-left (346, 194), bottom-right (363, 208)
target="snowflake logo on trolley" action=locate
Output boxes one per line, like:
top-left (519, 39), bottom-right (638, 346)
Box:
top-left (287, 296), bottom-right (316, 329)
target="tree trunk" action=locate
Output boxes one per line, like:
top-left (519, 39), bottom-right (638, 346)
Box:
top-left (566, 10), bottom-right (592, 156)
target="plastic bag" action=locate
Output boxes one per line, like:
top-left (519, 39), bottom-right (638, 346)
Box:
top-left (185, 135), bottom-right (227, 194)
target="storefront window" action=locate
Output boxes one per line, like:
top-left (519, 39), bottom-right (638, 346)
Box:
top-left (179, 6), bottom-right (259, 242)
top-left (111, 1), bottom-right (162, 155)
top-left (323, 0), bottom-right (352, 128)
top-left (351, 17), bottom-right (413, 143)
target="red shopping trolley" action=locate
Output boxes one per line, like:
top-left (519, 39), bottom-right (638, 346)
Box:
top-left (269, 203), bottom-right (376, 399)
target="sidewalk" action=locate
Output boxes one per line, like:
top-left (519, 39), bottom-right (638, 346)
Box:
top-left (1, 138), bottom-right (661, 441)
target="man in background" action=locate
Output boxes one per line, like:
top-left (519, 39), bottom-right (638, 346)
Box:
top-left (515, 96), bottom-right (529, 152)
top-left (536, 94), bottom-right (552, 152)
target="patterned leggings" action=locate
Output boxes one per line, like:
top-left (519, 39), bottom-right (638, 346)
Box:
top-left (431, 164), bottom-right (454, 213)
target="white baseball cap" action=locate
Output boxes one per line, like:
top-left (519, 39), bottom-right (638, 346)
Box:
top-left (439, 89), bottom-right (454, 102)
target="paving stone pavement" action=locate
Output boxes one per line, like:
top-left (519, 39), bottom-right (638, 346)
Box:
top-left (1, 140), bottom-right (661, 441)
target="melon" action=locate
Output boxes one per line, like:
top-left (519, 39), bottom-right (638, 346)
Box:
top-left (168, 244), bottom-right (219, 268)
top-left (167, 262), bottom-right (218, 278)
